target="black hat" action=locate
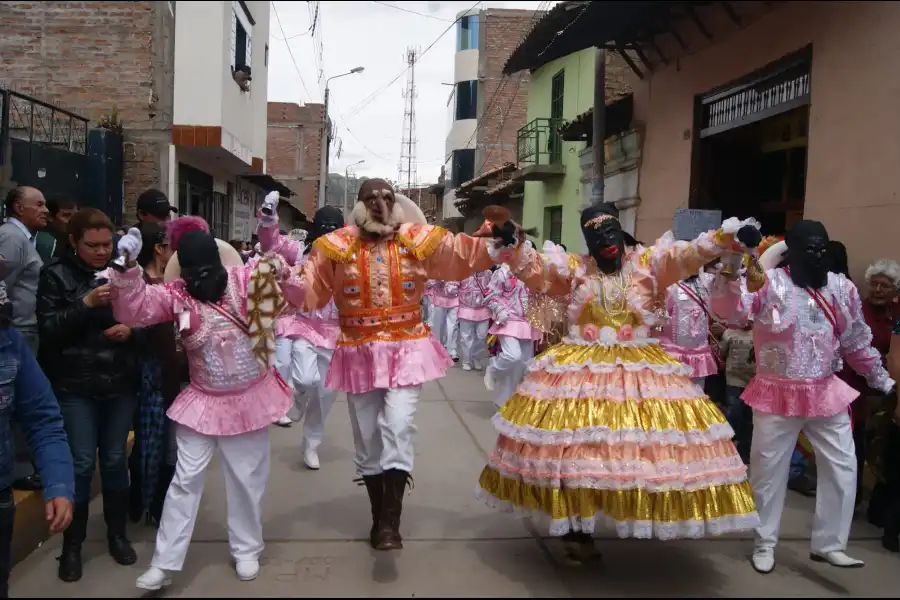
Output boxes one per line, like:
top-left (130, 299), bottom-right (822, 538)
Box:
top-left (137, 189), bottom-right (178, 219)
top-left (178, 230), bottom-right (221, 271)
top-left (580, 202), bottom-right (619, 230)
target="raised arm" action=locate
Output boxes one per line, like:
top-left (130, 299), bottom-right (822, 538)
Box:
top-left (837, 278), bottom-right (894, 393)
top-left (503, 240), bottom-right (579, 297)
top-left (299, 243), bottom-right (336, 312)
top-left (108, 266), bottom-right (179, 328)
top-left (418, 227), bottom-right (496, 281)
top-left (257, 220), bottom-right (306, 266)
top-left (645, 218), bottom-right (760, 290)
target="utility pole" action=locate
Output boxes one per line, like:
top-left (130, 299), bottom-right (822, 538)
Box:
top-left (398, 47), bottom-right (418, 198)
top-left (317, 88), bottom-right (330, 209)
top-left (589, 48), bottom-right (606, 208)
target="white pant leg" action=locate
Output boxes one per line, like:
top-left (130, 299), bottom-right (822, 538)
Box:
top-left (459, 319), bottom-right (477, 365)
top-left (274, 337), bottom-right (294, 386)
top-left (802, 410), bottom-right (857, 554)
top-left (491, 336), bottom-right (529, 408)
top-left (422, 296), bottom-right (433, 326)
top-left (218, 428), bottom-right (270, 563)
top-left (303, 346), bottom-right (337, 451)
top-left (473, 320), bottom-right (491, 367)
top-left (379, 386), bottom-right (421, 473)
top-left (151, 426), bottom-right (217, 571)
top-left (445, 308), bottom-right (459, 358)
top-left (347, 390), bottom-right (386, 476)
top-left (750, 411), bottom-right (805, 550)
top-left (290, 337), bottom-right (319, 416)
top-left (431, 306), bottom-right (448, 349)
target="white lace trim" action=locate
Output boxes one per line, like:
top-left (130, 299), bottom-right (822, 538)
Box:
top-left (488, 450), bottom-right (749, 493)
top-left (474, 487), bottom-right (761, 539)
top-left (492, 412), bottom-right (735, 447)
top-left (527, 355), bottom-right (694, 377)
top-left (516, 380), bottom-right (701, 401)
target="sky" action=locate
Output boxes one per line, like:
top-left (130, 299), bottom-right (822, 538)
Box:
top-left (266, 0), bottom-right (553, 185)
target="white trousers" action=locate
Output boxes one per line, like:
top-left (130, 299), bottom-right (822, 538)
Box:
top-left (275, 336), bottom-right (337, 450)
top-left (347, 386), bottom-right (421, 476)
top-left (422, 296), bottom-right (434, 327)
top-left (151, 425), bottom-right (270, 571)
top-left (431, 306), bottom-right (459, 358)
top-left (750, 410), bottom-right (857, 554)
top-left (490, 336), bottom-right (534, 408)
top-left (459, 318), bottom-right (490, 367)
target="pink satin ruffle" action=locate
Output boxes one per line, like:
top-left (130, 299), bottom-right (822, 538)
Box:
top-left (277, 314), bottom-right (339, 349)
top-left (659, 343), bottom-right (719, 378)
top-left (741, 373), bottom-right (859, 418)
top-left (168, 371), bottom-right (291, 436)
top-left (489, 318), bottom-right (541, 341)
top-left (325, 335), bottom-right (453, 393)
top-left (458, 306), bottom-right (492, 322)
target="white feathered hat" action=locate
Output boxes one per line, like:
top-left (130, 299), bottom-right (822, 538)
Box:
top-left (394, 193), bottom-right (427, 225)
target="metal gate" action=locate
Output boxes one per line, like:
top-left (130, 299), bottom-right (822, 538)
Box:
top-left (0, 88), bottom-right (123, 221)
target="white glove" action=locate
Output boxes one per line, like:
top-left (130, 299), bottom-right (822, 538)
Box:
top-left (495, 309), bottom-right (510, 326)
top-left (257, 191), bottom-right (280, 228)
top-left (117, 227), bottom-right (142, 262)
top-left (263, 190), bottom-right (280, 213)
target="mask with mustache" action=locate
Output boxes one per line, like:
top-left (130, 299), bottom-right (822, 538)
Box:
top-left (580, 203), bottom-right (626, 274)
top-left (783, 219), bottom-right (830, 290)
top-left (178, 230), bottom-right (229, 303)
top-left (353, 178), bottom-right (403, 237)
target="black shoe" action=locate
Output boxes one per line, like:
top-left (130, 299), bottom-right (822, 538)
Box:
top-left (356, 474), bottom-right (384, 549)
top-left (375, 469), bottom-right (412, 551)
top-left (882, 534), bottom-right (900, 553)
top-left (57, 504), bottom-right (88, 582)
top-left (102, 489), bottom-right (138, 565)
top-left (13, 473), bottom-right (41, 492)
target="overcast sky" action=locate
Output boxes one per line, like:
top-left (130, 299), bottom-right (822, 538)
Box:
top-left (266, 0), bottom-right (553, 185)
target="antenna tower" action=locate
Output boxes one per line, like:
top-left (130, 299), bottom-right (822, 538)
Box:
top-left (398, 47), bottom-right (418, 198)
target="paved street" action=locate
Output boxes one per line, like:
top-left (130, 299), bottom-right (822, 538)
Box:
top-left (10, 366), bottom-right (900, 597)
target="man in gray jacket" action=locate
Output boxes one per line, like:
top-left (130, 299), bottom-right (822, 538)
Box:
top-left (0, 186), bottom-right (49, 491)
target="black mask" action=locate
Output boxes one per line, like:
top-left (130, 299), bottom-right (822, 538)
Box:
top-left (784, 220), bottom-right (829, 290)
top-left (306, 206), bottom-right (344, 253)
top-left (179, 230), bottom-right (229, 303)
top-left (580, 203), bottom-right (625, 274)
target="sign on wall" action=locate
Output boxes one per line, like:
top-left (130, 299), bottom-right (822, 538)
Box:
top-left (673, 208), bottom-right (722, 242)
top-left (232, 187), bottom-right (253, 241)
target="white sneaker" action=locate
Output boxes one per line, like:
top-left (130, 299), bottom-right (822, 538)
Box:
top-left (810, 550), bottom-right (865, 568)
top-left (474, 362), bottom-right (484, 371)
top-left (275, 414), bottom-right (293, 427)
top-left (750, 546), bottom-right (775, 574)
top-left (136, 567), bottom-right (171, 590)
top-left (235, 559), bottom-right (259, 581)
top-left (462, 363), bottom-right (473, 371)
top-left (304, 446), bottom-right (320, 470)
top-left (484, 367), bottom-right (496, 391)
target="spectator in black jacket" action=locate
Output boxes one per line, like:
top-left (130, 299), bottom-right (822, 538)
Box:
top-left (36, 208), bottom-right (141, 583)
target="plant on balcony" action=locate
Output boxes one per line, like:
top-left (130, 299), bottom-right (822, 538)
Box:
top-left (98, 105), bottom-right (124, 135)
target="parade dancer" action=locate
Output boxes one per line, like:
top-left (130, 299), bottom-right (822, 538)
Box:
top-left (659, 270), bottom-right (720, 388)
top-left (711, 221), bottom-right (894, 574)
top-left (297, 179), bottom-right (516, 551)
top-left (422, 279), bottom-right (437, 327)
top-left (110, 222), bottom-right (300, 590)
top-left (431, 279), bottom-right (460, 360)
top-left (457, 269), bottom-right (493, 371)
top-left (476, 202), bottom-right (763, 562)
top-left (273, 229), bottom-right (308, 428)
top-left (259, 201), bottom-right (345, 470)
top-left (483, 261), bottom-right (541, 409)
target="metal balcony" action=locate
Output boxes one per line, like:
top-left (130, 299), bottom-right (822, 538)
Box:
top-left (514, 117), bottom-right (565, 181)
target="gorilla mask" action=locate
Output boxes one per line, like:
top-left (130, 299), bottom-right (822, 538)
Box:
top-left (179, 230), bottom-right (228, 303)
top-left (580, 202), bottom-right (625, 274)
top-left (784, 219), bottom-right (830, 290)
top-left (306, 205), bottom-right (344, 253)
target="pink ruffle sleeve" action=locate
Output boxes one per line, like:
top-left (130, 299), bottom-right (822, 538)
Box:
top-left (108, 266), bottom-right (179, 328)
top-left (258, 225), bottom-right (306, 267)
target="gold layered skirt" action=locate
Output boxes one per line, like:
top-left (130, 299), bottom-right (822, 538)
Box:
top-left (476, 339), bottom-right (760, 539)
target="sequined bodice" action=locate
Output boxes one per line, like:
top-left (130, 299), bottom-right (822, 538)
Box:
top-left (182, 305), bottom-right (264, 391)
top-left (753, 269), bottom-right (841, 379)
top-left (577, 274), bottom-right (641, 330)
top-left (661, 279), bottom-right (711, 349)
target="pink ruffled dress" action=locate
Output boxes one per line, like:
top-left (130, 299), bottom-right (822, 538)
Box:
top-left (457, 271), bottom-right (493, 322)
top-left (109, 265), bottom-right (299, 436)
top-left (711, 267), bottom-right (893, 417)
top-left (658, 272), bottom-right (719, 379)
top-left (485, 266), bottom-right (541, 342)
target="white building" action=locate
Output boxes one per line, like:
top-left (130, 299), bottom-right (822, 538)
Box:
top-left (171, 0), bottom-right (293, 241)
top-left (442, 8), bottom-right (479, 221)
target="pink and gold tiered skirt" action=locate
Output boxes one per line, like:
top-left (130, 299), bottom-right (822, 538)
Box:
top-left (475, 339), bottom-right (760, 539)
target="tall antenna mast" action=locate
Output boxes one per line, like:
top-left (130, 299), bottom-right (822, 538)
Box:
top-left (398, 47), bottom-right (418, 198)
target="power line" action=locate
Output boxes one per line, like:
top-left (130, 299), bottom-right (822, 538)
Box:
top-left (271, 1), bottom-right (315, 102)
top-left (343, 0), bottom-right (481, 120)
top-left (371, 1), bottom-right (454, 22)
top-left (270, 0), bottom-right (318, 39)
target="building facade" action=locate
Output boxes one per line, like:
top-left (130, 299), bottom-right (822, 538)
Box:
top-left (267, 101), bottom-right (325, 220)
top-left (442, 7), bottom-right (538, 228)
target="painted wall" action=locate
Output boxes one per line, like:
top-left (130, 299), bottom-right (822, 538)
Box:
top-left (520, 48), bottom-right (595, 251)
top-left (630, 1), bottom-right (900, 281)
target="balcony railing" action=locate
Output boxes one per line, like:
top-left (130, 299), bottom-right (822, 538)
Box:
top-left (514, 117), bottom-right (565, 181)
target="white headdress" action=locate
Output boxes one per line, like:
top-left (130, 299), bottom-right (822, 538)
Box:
top-left (758, 240), bottom-right (788, 271)
top-left (394, 193), bottom-right (427, 225)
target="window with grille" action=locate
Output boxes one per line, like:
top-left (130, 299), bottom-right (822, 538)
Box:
top-left (545, 206), bottom-right (562, 245)
top-left (231, 1), bottom-right (253, 72)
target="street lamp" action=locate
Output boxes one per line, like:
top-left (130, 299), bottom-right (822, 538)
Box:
top-left (343, 159), bottom-right (365, 218)
top-left (318, 66), bottom-right (366, 209)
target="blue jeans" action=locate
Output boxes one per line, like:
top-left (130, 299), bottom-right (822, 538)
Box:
top-left (57, 394), bottom-right (138, 505)
top-left (0, 488), bottom-right (13, 598)
top-left (724, 385), bottom-right (752, 462)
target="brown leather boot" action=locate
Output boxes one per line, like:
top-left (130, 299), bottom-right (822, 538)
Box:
top-left (374, 469), bottom-right (412, 551)
top-left (359, 474), bottom-right (383, 548)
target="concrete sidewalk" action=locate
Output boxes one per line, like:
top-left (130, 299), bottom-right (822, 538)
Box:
top-left (10, 366), bottom-right (900, 597)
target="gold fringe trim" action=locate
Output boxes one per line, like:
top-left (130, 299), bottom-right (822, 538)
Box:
top-left (396, 225), bottom-right (447, 261)
top-left (499, 394), bottom-right (728, 434)
top-left (478, 467), bottom-right (757, 523)
top-left (314, 235), bottom-right (359, 264)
